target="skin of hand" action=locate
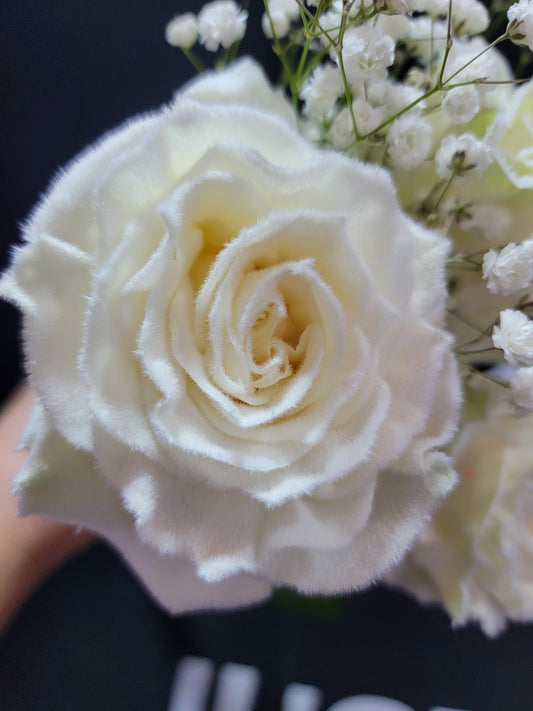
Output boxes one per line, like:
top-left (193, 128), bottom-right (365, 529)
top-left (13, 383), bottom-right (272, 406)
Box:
top-left (0, 384), bottom-right (93, 632)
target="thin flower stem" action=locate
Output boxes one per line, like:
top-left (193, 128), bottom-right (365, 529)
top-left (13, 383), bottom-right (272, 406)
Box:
top-left (181, 48), bottom-right (205, 73)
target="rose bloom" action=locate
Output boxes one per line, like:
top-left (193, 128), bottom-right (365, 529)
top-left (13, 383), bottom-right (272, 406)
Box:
top-left (389, 410), bottom-right (533, 636)
top-left (1, 60), bottom-right (460, 613)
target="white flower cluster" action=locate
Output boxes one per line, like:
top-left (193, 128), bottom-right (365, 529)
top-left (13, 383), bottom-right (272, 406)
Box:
top-left (166, 0), bottom-right (247, 51)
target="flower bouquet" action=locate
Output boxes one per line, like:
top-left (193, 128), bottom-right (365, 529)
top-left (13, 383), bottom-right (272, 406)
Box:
top-left (2, 0), bottom-right (533, 637)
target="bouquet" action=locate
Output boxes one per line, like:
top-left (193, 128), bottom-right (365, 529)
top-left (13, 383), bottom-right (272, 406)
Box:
top-left (2, 0), bottom-right (533, 637)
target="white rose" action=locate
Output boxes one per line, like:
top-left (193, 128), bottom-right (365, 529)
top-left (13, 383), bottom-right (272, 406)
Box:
top-left (389, 411), bottom-right (533, 636)
top-left (0, 59), bottom-right (460, 614)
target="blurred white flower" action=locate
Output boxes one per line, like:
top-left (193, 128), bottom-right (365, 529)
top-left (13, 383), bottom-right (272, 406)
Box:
top-left (435, 133), bottom-right (491, 181)
top-left (198, 0), bottom-right (247, 51)
top-left (482, 241), bottom-right (533, 295)
top-left (387, 113), bottom-right (432, 169)
top-left (442, 85), bottom-right (480, 125)
top-left (262, 10), bottom-right (291, 39)
top-left (452, 0), bottom-right (490, 35)
top-left (165, 13), bottom-right (198, 49)
top-left (460, 203), bottom-right (511, 242)
top-left (493, 310), bottom-right (533, 367)
top-left (390, 411), bottom-right (533, 636)
top-left (511, 367), bottom-right (533, 412)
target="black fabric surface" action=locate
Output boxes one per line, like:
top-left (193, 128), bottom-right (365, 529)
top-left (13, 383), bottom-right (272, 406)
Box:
top-left (1, 3), bottom-right (533, 710)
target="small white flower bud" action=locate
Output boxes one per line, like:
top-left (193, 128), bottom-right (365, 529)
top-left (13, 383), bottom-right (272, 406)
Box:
top-left (442, 86), bottom-right (480, 125)
top-left (165, 13), bottom-right (198, 49)
top-left (493, 310), bottom-right (533, 368)
top-left (435, 133), bottom-right (491, 182)
top-left (482, 242), bottom-right (533, 295)
top-left (197, 0), bottom-right (248, 52)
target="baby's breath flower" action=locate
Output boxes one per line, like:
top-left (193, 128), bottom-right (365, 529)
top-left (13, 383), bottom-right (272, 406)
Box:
top-left (507, 0), bottom-right (533, 50)
top-left (442, 85), bottom-right (480, 124)
top-left (262, 0), bottom-right (301, 37)
top-left (386, 113), bottom-right (432, 169)
top-left (262, 10), bottom-right (291, 39)
top-left (435, 133), bottom-right (491, 182)
top-left (452, 0), bottom-right (490, 35)
top-left (414, 0), bottom-right (449, 18)
top-left (493, 310), bottom-right (533, 368)
top-left (340, 25), bottom-right (396, 83)
top-left (482, 241), bottom-right (533, 295)
top-left (165, 13), bottom-right (198, 49)
top-left (510, 367), bottom-right (533, 412)
top-left (197, 0), bottom-right (247, 51)
top-left (353, 98), bottom-right (385, 135)
top-left (459, 203), bottom-right (511, 242)
top-left (300, 63), bottom-right (344, 119)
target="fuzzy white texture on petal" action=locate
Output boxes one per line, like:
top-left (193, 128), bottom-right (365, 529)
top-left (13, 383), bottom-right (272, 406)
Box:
top-left (435, 133), bottom-right (491, 181)
top-left (339, 25), bottom-right (396, 83)
top-left (508, 0), bottom-right (533, 49)
top-left (197, 0), bottom-right (247, 51)
top-left (389, 411), bottom-right (533, 636)
top-left (165, 13), bottom-right (199, 48)
top-left (300, 63), bottom-right (344, 119)
top-left (511, 367), bottom-right (533, 412)
top-left (0, 59), bottom-right (461, 613)
top-left (482, 242), bottom-right (533, 295)
top-left (493, 310), bottom-right (533, 367)
top-left (386, 113), bottom-right (432, 169)
top-left (442, 85), bottom-right (480, 124)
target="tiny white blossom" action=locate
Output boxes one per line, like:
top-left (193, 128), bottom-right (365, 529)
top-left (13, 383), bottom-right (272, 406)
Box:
top-left (493, 310), bottom-right (533, 368)
top-left (340, 26), bottom-right (396, 83)
top-left (262, 10), bottom-right (291, 39)
top-left (300, 63), bottom-right (344, 119)
top-left (460, 203), bottom-right (511, 242)
top-left (270, 0), bottom-right (301, 20)
top-left (352, 98), bottom-right (385, 135)
top-left (508, 0), bottom-right (533, 50)
top-left (414, 0), bottom-right (449, 17)
top-left (442, 85), bottom-right (480, 124)
top-left (435, 133), bottom-right (491, 181)
top-left (452, 0), bottom-right (490, 35)
top-left (482, 241), bottom-right (533, 295)
top-left (510, 367), bottom-right (533, 412)
top-left (317, 9), bottom-right (342, 47)
top-left (197, 0), bottom-right (247, 51)
top-left (386, 113), bottom-right (432, 169)
top-left (165, 13), bottom-right (198, 49)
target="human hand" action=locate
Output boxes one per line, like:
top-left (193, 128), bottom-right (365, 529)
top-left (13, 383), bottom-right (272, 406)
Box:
top-left (0, 384), bottom-right (93, 631)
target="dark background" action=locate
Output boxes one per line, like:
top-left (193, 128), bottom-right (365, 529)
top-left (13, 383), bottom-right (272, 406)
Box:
top-left (1, 3), bottom-right (533, 710)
